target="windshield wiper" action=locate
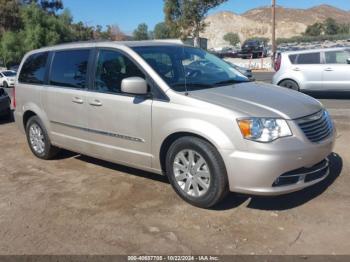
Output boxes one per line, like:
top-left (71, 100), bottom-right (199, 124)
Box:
top-left (214, 79), bottom-right (246, 86)
top-left (171, 82), bottom-right (214, 91)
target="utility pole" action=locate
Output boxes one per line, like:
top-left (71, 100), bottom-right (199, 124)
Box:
top-left (272, 0), bottom-right (276, 63)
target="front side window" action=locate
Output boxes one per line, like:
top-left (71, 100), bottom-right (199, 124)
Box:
top-left (297, 52), bottom-right (321, 64)
top-left (133, 46), bottom-right (248, 92)
top-left (19, 52), bottom-right (48, 84)
top-left (94, 49), bottom-right (145, 94)
top-left (49, 49), bottom-right (90, 89)
top-left (325, 50), bottom-right (350, 64)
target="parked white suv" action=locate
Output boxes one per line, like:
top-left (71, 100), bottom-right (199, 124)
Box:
top-left (0, 70), bottom-right (16, 88)
top-left (14, 41), bottom-right (335, 208)
top-left (273, 47), bottom-right (350, 91)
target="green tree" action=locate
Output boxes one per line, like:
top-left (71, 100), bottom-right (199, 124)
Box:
top-left (337, 23), bottom-right (350, 34)
top-left (0, 31), bottom-right (24, 67)
top-left (324, 18), bottom-right (339, 35)
top-left (223, 32), bottom-right (240, 46)
top-left (20, 0), bottom-right (63, 14)
top-left (154, 22), bottom-right (178, 39)
top-left (0, 2), bottom-right (89, 66)
top-left (164, 0), bottom-right (227, 47)
top-left (133, 23), bottom-right (149, 40)
top-left (0, 0), bottom-right (21, 34)
top-left (305, 22), bottom-right (324, 36)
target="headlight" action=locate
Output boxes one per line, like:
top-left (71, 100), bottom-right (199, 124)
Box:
top-left (237, 118), bottom-right (292, 142)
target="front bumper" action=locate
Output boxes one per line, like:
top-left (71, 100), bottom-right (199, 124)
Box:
top-left (221, 123), bottom-right (335, 195)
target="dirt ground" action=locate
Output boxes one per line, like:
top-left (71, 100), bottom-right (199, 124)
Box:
top-left (0, 106), bottom-right (349, 255)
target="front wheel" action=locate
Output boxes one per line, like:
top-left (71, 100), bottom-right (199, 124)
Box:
top-left (165, 136), bottom-right (229, 208)
top-left (3, 82), bottom-right (8, 88)
top-left (279, 79), bottom-right (300, 91)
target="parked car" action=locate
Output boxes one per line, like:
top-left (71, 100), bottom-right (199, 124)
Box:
top-left (211, 48), bottom-right (239, 59)
top-left (0, 88), bottom-right (11, 119)
top-left (240, 40), bottom-right (268, 59)
top-left (15, 41), bottom-right (335, 208)
top-left (0, 70), bottom-right (16, 88)
top-left (225, 61), bottom-right (255, 81)
top-left (273, 47), bottom-right (350, 91)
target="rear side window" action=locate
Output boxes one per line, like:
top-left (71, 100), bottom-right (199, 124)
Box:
top-left (296, 53), bottom-right (320, 64)
top-left (289, 54), bottom-right (298, 64)
top-left (49, 49), bottom-right (90, 89)
top-left (19, 52), bottom-right (48, 84)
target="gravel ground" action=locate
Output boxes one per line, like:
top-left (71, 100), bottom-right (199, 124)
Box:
top-left (0, 95), bottom-right (349, 255)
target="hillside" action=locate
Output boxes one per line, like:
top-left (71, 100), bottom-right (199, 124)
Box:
top-left (200, 4), bottom-right (350, 49)
top-left (242, 4), bottom-right (350, 25)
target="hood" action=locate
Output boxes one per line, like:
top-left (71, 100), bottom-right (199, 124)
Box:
top-left (189, 82), bottom-right (322, 120)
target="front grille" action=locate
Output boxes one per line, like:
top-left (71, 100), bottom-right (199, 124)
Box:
top-left (297, 110), bottom-right (333, 143)
top-left (272, 158), bottom-right (329, 187)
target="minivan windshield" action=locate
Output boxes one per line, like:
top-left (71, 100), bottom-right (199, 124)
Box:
top-left (132, 45), bottom-right (249, 92)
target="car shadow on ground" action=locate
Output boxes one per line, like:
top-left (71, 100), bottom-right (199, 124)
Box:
top-left (55, 150), bottom-right (342, 211)
top-left (215, 152), bottom-right (342, 211)
top-left (74, 154), bottom-right (170, 184)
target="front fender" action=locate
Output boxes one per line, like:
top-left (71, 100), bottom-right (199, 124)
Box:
top-left (152, 117), bottom-right (236, 171)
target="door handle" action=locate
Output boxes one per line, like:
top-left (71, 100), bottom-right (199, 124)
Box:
top-left (72, 97), bottom-right (84, 104)
top-left (89, 99), bottom-right (103, 106)
top-left (293, 67), bottom-right (301, 71)
top-left (324, 68), bottom-right (334, 71)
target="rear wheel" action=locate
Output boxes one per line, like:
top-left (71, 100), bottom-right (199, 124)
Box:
top-left (165, 136), bottom-right (229, 208)
top-left (279, 79), bottom-right (299, 91)
top-left (25, 116), bottom-right (60, 159)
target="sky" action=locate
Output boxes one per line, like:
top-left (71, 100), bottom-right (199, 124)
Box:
top-left (63, 0), bottom-right (350, 34)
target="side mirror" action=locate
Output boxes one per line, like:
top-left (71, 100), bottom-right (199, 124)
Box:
top-left (347, 58), bottom-right (350, 64)
top-left (121, 77), bottom-right (148, 95)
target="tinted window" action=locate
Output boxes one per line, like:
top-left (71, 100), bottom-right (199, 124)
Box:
top-left (297, 53), bottom-right (320, 64)
top-left (325, 50), bottom-right (350, 64)
top-left (94, 49), bottom-right (145, 94)
top-left (49, 49), bottom-right (90, 89)
top-left (19, 52), bottom-right (48, 84)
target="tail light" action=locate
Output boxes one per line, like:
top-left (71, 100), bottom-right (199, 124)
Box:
top-left (274, 53), bottom-right (281, 72)
top-left (13, 86), bottom-right (16, 108)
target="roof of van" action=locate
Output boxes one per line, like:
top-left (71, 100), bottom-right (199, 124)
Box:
top-left (282, 46), bottom-right (350, 55)
top-left (31, 40), bottom-right (186, 52)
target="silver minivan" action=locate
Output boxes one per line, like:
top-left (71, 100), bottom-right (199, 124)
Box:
top-left (15, 41), bottom-right (335, 208)
top-left (273, 47), bottom-right (350, 91)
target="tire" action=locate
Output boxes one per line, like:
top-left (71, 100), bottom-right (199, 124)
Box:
top-left (279, 79), bottom-right (300, 91)
top-left (3, 82), bottom-right (8, 88)
top-left (165, 136), bottom-right (229, 208)
top-left (25, 115), bottom-right (59, 159)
